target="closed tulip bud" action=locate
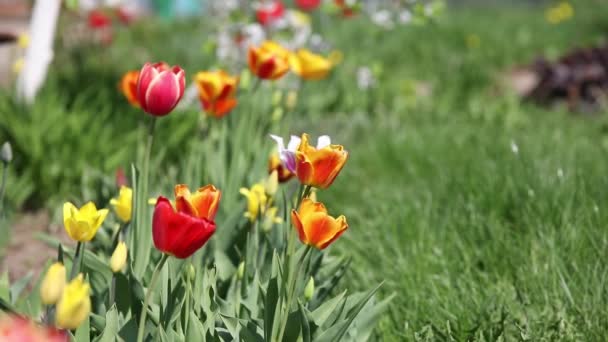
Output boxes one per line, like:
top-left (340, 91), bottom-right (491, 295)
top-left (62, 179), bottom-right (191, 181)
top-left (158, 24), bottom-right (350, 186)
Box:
top-left (110, 242), bottom-right (127, 273)
top-left (40, 262), bottom-right (66, 305)
top-left (56, 274), bottom-right (91, 330)
top-left (1, 142), bottom-right (12, 163)
top-left (110, 186), bottom-right (133, 223)
top-left (285, 91), bottom-right (298, 110)
top-left (265, 170), bottom-right (279, 196)
top-left (187, 264), bottom-right (196, 280)
top-left (304, 276), bottom-right (315, 301)
top-left (237, 261), bottom-right (245, 280)
top-left (136, 62), bottom-right (186, 116)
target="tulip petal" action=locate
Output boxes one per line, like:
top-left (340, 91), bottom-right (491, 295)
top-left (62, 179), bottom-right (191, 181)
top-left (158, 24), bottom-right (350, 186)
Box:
top-left (136, 63), bottom-right (159, 111)
top-left (144, 70), bottom-right (181, 115)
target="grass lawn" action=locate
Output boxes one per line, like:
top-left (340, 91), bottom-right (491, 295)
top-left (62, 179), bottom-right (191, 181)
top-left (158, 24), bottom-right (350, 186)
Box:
top-left (314, 3), bottom-right (608, 340)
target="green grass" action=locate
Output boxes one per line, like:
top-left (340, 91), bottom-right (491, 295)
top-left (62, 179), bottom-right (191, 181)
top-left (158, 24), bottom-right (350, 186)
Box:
top-left (313, 3), bottom-right (608, 340)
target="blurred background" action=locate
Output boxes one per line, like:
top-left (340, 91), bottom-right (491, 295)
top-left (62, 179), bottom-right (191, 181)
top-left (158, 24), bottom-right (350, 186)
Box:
top-left (2, 0), bottom-right (608, 339)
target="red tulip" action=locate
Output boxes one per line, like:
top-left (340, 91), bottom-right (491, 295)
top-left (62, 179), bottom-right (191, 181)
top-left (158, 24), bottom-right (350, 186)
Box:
top-left (88, 10), bottom-right (111, 29)
top-left (136, 62), bottom-right (185, 116)
top-left (256, 1), bottom-right (285, 26)
top-left (152, 197), bottom-right (216, 258)
top-left (295, 0), bottom-right (322, 11)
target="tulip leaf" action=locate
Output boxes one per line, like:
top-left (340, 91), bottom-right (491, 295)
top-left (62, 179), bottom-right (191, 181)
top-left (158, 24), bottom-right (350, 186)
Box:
top-left (118, 317), bottom-right (138, 342)
top-left (238, 320), bottom-right (264, 342)
top-left (311, 290), bottom-right (347, 327)
top-left (263, 276), bottom-right (279, 341)
top-left (186, 311), bottom-right (207, 342)
top-left (113, 272), bottom-right (132, 315)
top-left (96, 305), bottom-right (119, 342)
top-left (9, 271), bottom-right (31, 304)
top-left (0, 272), bottom-right (10, 303)
top-left (74, 316), bottom-right (91, 342)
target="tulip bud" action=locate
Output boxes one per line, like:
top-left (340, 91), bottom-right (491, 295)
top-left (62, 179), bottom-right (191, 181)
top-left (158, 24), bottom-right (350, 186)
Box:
top-left (272, 90), bottom-right (283, 107)
top-left (265, 170), bottom-right (279, 196)
top-left (40, 262), bottom-right (66, 305)
top-left (304, 276), bottom-right (315, 301)
top-left (136, 62), bottom-right (186, 116)
top-left (56, 274), bottom-right (91, 330)
top-left (187, 264), bottom-right (196, 280)
top-left (1, 142), bottom-right (12, 163)
top-left (110, 242), bottom-right (127, 273)
top-left (285, 91), bottom-right (298, 110)
top-left (237, 261), bottom-right (245, 280)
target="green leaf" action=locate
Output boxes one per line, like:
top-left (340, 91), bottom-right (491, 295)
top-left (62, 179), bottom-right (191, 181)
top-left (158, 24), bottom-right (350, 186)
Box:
top-left (264, 277), bottom-right (279, 341)
top-left (239, 321), bottom-right (264, 342)
top-left (186, 311), bottom-right (207, 342)
top-left (0, 272), bottom-right (10, 302)
top-left (114, 272), bottom-right (132, 315)
top-left (96, 305), bottom-right (119, 342)
top-left (10, 272), bottom-right (32, 304)
top-left (311, 290), bottom-right (346, 327)
top-left (299, 302), bottom-right (311, 342)
top-left (118, 317), bottom-right (138, 342)
top-left (74, 316), bottom-right (90, 342)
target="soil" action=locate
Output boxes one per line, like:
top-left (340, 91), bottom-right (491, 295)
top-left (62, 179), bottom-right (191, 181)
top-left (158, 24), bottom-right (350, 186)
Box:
top-left (1, 211), bottom-right (71, 281)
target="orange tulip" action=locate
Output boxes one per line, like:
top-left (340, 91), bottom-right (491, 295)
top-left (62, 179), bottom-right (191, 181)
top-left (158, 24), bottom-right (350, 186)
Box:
top-left (120, 70), bottom-right (140, 107)
top-left (248, 41), bottom-right (291, 80)
top-left (295, 134), bottom-right (348, 189)
top-left (174, 184), bottom-right (221, 221)
top-left (268, 153), bottom-right (294, 182)
top-left (195, 70), bottom-right (239, 118)
top-left (291, 198), bottom-right (347, 249)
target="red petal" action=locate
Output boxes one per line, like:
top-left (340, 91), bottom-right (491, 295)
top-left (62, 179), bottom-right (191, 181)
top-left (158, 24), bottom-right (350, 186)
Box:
top-left (144, 71), bottom-right (181, 116)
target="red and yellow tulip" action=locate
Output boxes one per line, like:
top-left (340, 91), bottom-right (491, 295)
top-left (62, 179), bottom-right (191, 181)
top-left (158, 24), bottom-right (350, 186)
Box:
top-left (152, 184), bottom-right (220, 258)
top-left (295, 134), bottom-right (348, 189)
top-left (195, 70), bottom-right (239, 118)
top-left (119, 70), bottom-right (140, 108)
top-left (248, 41), bottom-right (291, 80)
top-left (291, 198), bottom-right (348, 249)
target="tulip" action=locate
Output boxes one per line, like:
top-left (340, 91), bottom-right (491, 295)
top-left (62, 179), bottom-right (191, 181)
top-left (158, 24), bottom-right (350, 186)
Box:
top-left (153, 196), bottom-right (217, 259)
top-left (295, 134), bottom-right (348, 189)
top-left (56, 274), bottom-right (91, 330)
top-left (239, 184), bottom-right (267, 222)
top-left (110, 241), bottom-right (128, 273)
top-left (268, 153), bottom-right (294, 182)
top-left (248, 41), bottom-right (291, 80)
top-left (291, 198), bottom-right (348, 249)
top-left (63, 202), bottom-right (109, 242)
top-left (194, 70), bottom-right (239, 118)
top-left (119, 70), bottom-right (140, 108)
top-left (296, 0), bottom-right (322, 11)
top-left (0, 315), bottom-right (67, 342)
top-left (0, 142), bottom-right (12, 163)
top-left (40, 262), bottom-right (66, 305)
top-left (256, 1), bottom-right (285, 26)
top-left (262, 206), bottom-right (282, 232)
top-left (174, 184), bottom-right (221, 221)
top-left (110, 186), bottom-right (133, 223)
top-left (269, 134), bottom-right (301, 174)
top-left (88, 10), bottom-right (111, 29)
top-left (136, 62), bottom-right (185, 116)
top-left (289, 49), bottom-right (333, 81)
top-left (304, 276), bottom-right (315, 301)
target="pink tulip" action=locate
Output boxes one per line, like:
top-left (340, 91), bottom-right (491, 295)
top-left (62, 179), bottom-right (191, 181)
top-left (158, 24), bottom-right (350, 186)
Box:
top-left (136, 62), bottom-right (185, 116)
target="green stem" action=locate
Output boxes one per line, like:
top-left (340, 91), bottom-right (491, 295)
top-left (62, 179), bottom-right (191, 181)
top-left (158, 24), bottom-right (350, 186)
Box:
top-left (276, 246), bottom-right (312, 342)
top-left (137, 253), bottom-right (169, 342)
top-left (69, 242), bottom-right (83, 280)
top-left (0, 162), bottom-right (7, 215)
top-left (109, 274), bottom-right (117, 307)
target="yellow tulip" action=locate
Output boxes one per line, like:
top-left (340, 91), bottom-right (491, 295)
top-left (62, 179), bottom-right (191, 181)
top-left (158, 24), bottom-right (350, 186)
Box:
top-left (63, 202), bottom-right (109, 242)
top-left (289, 49), bottom-right (333, 81)
top-left (239, 184), bottom-right (267, 222)
top-left (265, 170), bottom-right (279, 196)
top-left (40, 262), bottom-right (66, 305)
top-left (110, 242), bottom-right (128, 273)
top-left (262, 206), bottom-right (283, 232)
top-left (56, 274), bottom-right (91, 330)
top-left (110, 186), bottom-right (133, 223)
